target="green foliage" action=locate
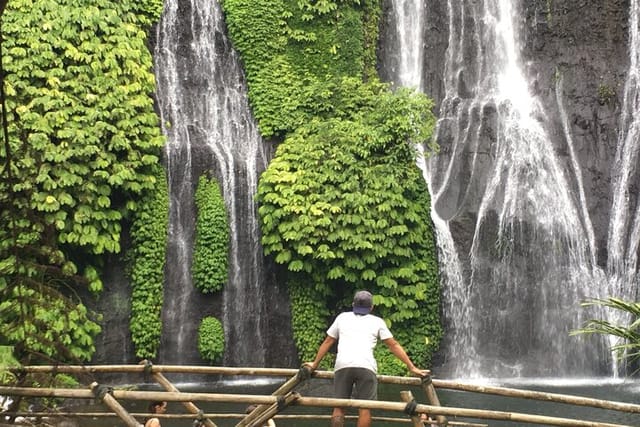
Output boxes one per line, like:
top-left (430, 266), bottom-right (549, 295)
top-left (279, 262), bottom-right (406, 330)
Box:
top-left (257, 78), bottom-right (442, 371)
top-left (0, 346), bottom-right (19, 384)
top-left (128, 166), bottom-right (169, 359)
top-left (221, 0), bottom-right (378, 137)
top-left (288, 276), bottom-right (334, 368)
top-left (0, 0), bottom-right (164, 365)
top-left (223, 0), bottom-right (441, 370)
top-left (0, 284), bottom-right (101, 362)
top-left (198, 316), bottom-right (225, 364)
top-left (597, 84), bottom-right (616, 106)
top-left (571, 298), bottom-right (640, 373)
top-left (193, 176), bottom-right (229, 293)
top-left (2, 0), bottom-right (164, 254)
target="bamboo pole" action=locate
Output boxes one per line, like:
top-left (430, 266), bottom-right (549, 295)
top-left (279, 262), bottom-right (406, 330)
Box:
top-left (430, 379), bottom-right (640, 414)
top-left (12, 364), bottom-right (640, 414)
top-left (142, 360), bottom-right (217, 427)
top-left (420, 374), bottom-right (448, 426)
top-left (0, 386), bottom-right (632, 427)
top-left (236, 365), bottom-right (311, 427)
top-left (400, 390), bottom-right (426, 427)
top-left (1, 411), bottom-right (487, 425)
top-left (90, 382), bottom-right (142, 427)
top-left (251, 391), bottom-right (300, 427)
top-left (15, 364), bottom-right (640, 415)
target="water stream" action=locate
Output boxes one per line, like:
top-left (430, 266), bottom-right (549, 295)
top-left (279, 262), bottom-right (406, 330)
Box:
top-left (384, 0), bottom-right (618, 378)
top-left (154, 0), bottom-right (269, 366)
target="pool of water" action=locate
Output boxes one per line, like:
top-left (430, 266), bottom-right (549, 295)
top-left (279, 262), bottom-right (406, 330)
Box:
top-left (50, 377), bottom-right (640, 426)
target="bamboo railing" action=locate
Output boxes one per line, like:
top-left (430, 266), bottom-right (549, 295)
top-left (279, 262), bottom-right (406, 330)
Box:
top-left (2, 364), bottom-right (639, 427)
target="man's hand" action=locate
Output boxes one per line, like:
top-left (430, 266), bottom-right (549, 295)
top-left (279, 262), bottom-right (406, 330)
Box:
top-left (302, 361), bottom-right (318, 371)
top-left (409, 366), bottom-right (431, 377)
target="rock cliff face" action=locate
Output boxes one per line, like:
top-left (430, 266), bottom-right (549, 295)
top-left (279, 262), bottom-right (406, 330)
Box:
top-left (409, 0), bottom-right (629, 250)
top-left (520, 0), bottom-right (629, 266)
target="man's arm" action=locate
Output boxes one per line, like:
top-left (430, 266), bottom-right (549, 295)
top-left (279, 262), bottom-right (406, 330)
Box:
top-left (383, 337), bottom-right (429, 377)
top-left (304, 335), bottom-right (337, 371)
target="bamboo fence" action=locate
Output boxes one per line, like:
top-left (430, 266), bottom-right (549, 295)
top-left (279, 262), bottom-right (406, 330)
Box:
top-left (2, 364), bottom-right (639, 427)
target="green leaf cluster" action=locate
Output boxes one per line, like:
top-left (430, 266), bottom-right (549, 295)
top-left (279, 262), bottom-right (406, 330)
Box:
top-left (0, 346), bottom-right (19, 384)
top-left (288, 276), bottom-right (334, 368)
top-left (198, 316), bottom-right (225, 364)
top-left (0, 0), bottom-right (164, 365)
top-left (0, 283), bottom-right (101, 362)
top-left (128, 166), bottom-right (169, 359)
top-left (193, 176), bottom-right (229, 293)
top-left (257, 78), bottom-right (442, 371)
top-left (221, 0), bottom-right (378, 137)
top-left (572, 298), bottom-right (640, 373)
top-left (224, 0), bottom-right (442, 371)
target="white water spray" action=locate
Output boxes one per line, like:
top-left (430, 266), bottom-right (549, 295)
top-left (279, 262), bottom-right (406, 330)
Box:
top-left (387, 0), bottom-right (608, 378)
top-left (154, 0), bottom-right (269, 366)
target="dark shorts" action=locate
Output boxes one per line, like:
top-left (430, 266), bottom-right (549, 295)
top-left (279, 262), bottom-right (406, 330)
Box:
top-left (334, 367), bottom-right (378, 400)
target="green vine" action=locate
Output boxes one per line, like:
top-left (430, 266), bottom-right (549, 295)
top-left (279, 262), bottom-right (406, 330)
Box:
top-left (198, 316), bottom-right (225, 364)
top-left (257, 79), bottom-right (442, 371)
top-left (0, 0), bottom-right (164, 366)
top-left (221, 0), bottom-right (378, 137)
top-left (223, 0), bottom-right (442, 372)
top-left (193, 175), bottom-right (229, 293)
top-left (128, 166), bottom-right (169, 359)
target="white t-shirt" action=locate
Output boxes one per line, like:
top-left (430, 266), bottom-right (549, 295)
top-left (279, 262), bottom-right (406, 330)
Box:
top-left (327, 311), bottom-right (393, 373)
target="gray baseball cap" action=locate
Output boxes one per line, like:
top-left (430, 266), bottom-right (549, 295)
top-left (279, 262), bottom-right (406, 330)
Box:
top-left (352, 290), bottom-right (373, 315)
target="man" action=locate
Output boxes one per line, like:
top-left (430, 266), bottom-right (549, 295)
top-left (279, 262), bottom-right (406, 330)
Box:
top-left (305, 290), bottom-right (428, 427)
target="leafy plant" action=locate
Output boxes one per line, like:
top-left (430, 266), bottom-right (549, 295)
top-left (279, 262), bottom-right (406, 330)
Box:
top-left (257, 78), bottom-right (442, 370)
top-left (221, 0), bottom-right (378, 137)
top-left (0, 284), bottom-right (101, 362)
top-left (198, 316), bottom-right (225, 364)
top-left (0, 346), bottom-right (19, 384)
top-left (193, 175), bottom-right (229, 293)
top-left (0, 0), bottom-right (164, 365)
top-left (571, 298), bottom-right (640, 373)
top-left (128, 166), bottom-right (169, 359)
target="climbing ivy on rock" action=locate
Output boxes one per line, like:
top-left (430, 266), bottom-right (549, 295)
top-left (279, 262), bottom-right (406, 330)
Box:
top-left (193, 175), bottom-right (229, 293)
top-left (198, 316), bottom-right (225, 364)
top-left (288, 275), bottom-right (333, 368)
top-left (128, 166), bottom-right (169, 359)
top-left (221, 0), bottom-right (378, 137)
top-left (258, 78), bottom-right (442, 370)
top-left (0, 0), bottom-right (164, 365)
top-left (224, 0), bottom-right (442, 372)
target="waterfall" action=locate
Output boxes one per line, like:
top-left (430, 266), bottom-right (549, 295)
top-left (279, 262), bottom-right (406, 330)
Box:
top-left (385, 0), bottom-right (611, 378)
top-left (154, 0), bottom-right (269, 366)
top-left (608, 0), bottom-right (640, 289)
top-left (604, 0), bottom-right (640, 374)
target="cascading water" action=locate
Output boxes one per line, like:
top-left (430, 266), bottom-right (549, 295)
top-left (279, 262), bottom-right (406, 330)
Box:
top-left (384, 0), bottom-right (613, 378)
top-left (604, 0), bottom-right (640, 374)
top-left (154, 0), bottom-right (269, 366)
top-left (608, 0), bottom-right (640, 295)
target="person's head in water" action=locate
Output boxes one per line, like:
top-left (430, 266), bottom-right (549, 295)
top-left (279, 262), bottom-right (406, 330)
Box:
top-left (145, 401), bottom-right (167, 427)
top-left (148, 401), bottom-right (167, 414)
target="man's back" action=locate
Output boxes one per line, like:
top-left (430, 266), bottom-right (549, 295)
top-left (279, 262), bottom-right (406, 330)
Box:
top-left (329, 311), bottom-right (392, 372)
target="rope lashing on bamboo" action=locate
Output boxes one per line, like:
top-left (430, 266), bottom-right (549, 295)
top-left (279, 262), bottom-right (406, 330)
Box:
top-left (143, 360), bottom-right (154, 375)
top-left (297, 364), bottom-right (312, 381)
top-left (403, 398), bottom-right (419, 416)
top-left (89, 382), bottom-right (142, 427)
top-left (236, 365), bottom-right (312, 427)
top-left (421, 374), bottom-right (432, 386)
top-left (276, 395), bottom-right (286, 411)
top-left (92, 384), bottom-right (114, 401)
